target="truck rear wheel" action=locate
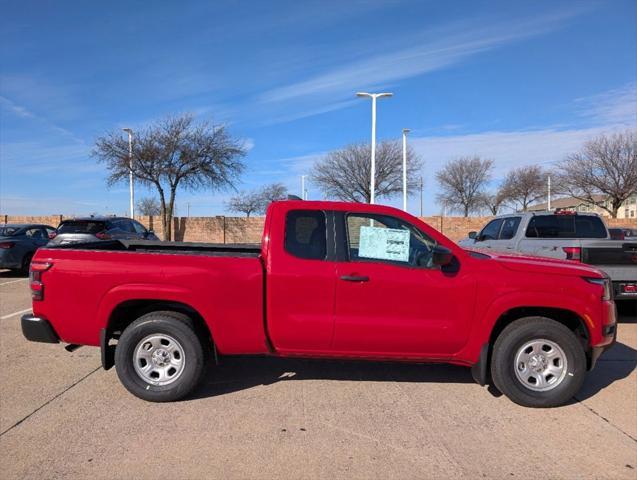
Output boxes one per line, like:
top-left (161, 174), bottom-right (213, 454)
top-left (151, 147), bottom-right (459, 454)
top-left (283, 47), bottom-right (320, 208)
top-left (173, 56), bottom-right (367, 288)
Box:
top-left (491, 316), bottom-right (586, 408)
top-left (115, 312), bottom-right (206, 402)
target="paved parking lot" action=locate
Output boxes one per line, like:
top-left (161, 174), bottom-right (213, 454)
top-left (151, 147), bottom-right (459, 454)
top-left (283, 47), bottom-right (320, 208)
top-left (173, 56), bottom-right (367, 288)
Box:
top-left (0, 271), bottom-right (636, 479)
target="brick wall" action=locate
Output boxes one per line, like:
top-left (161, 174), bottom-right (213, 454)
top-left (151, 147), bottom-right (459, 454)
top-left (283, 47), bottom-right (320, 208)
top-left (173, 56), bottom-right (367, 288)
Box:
top-left (3, 214), bottom-right (637, 243)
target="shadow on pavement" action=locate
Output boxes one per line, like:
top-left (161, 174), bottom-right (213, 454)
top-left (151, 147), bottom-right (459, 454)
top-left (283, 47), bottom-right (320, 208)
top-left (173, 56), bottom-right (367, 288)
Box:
top-left (0, 269), bottom-right (27, 278)
top-left (190, 340), bottom-right (637, 403)
top-left (191, 356), bottom-right (475, 400)
top-left (575, 341), bottom-right (637, 401)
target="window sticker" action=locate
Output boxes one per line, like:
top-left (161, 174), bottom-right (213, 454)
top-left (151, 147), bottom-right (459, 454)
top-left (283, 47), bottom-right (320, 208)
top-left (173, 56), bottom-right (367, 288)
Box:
top-left (358, 226), bottom-right (410, 262)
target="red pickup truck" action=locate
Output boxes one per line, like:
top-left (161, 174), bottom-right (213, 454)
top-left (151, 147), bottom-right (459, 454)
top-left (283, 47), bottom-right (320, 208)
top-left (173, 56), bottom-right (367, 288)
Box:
top-left (22, 200), bottom-right (617, 407)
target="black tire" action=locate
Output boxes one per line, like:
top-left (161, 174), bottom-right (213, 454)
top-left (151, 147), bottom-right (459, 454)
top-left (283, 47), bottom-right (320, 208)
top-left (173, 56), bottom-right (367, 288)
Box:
top-left (20, 252), bottom-right (33, 275)
top-left (115, 311), bottom-right (207, 402)
top-left (491, 316), bottom-right (586, 408)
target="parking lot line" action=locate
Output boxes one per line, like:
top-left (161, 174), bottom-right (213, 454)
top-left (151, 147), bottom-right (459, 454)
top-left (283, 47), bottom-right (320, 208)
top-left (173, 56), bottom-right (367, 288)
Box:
top-left (1, 308), bottom-right (32, 320)
top-left (0, 278), bottom-right (28, 286)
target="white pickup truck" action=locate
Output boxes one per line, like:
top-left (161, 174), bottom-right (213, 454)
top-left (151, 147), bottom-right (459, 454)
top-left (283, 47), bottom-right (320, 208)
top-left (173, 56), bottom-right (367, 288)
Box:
top-left (459, 211), bottom-right (637, 302)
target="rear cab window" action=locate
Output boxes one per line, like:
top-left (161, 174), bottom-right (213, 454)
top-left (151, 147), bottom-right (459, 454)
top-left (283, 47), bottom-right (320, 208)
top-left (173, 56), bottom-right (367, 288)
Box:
top-left (57, 221), bottom-right (108, 234)
top-left (525, 215), bottom-right (607, 238)
top-left (284, 210), bottom-right (327, 260)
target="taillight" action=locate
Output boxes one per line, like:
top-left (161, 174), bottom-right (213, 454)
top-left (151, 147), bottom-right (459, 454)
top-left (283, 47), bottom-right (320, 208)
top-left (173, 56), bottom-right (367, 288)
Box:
top-left (621, 283), bottom-right (637, 294)
top-left (0, 241), bottom-right (15, 249)
top-left (562, 246), bottom-right (581, 261)
top-left (30, 261), bottom-right (52, 301)
top-left (95, 231), bottom-right (111, 240)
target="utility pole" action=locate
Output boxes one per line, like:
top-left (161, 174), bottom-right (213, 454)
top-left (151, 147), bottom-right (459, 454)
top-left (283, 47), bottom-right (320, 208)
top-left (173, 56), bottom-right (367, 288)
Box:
top-left (122, 128), bottom-right (134, 218)
top-left (402, 128), bottom-right (410, 211)
top-left (548, 175), bottom-right (552, 211)
top-left (301, 175), bottom-right (307, 200)
top-left (356, 92), bottom-right (393, 204)
top-left (187, 203), bottom-right (191, 218)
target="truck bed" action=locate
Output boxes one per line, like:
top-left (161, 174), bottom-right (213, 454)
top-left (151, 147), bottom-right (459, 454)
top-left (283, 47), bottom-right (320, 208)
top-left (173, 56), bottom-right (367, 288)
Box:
top-left (48, 239), bottom-right (262, 257)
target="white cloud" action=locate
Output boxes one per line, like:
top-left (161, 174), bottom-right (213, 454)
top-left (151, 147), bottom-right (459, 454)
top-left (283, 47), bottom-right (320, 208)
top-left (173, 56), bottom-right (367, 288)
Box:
top-left (574, 82), bottom-right (637, 126)
top-left (258, 9), bottom-right (584, 106)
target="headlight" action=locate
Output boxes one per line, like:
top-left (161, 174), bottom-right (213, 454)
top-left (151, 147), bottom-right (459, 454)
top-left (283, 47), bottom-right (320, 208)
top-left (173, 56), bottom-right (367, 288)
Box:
top-left (585, 277), bottom-right (611, 301)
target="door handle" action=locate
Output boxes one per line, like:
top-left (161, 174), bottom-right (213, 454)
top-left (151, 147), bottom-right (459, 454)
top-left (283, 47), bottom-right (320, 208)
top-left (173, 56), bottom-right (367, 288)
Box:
top-left (340, 275), bottom-right (369, 282)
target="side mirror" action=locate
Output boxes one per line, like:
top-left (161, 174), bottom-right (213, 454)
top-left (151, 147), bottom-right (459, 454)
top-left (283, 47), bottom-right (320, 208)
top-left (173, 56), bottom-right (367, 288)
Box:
top-left (432, 245), bottom-right (454, 267)
top-left (468, 231), bottom-right (477, 240)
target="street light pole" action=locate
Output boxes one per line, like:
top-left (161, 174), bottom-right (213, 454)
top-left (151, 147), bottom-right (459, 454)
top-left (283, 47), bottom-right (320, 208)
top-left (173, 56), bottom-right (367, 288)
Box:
top-left (122, 128), bottom-right (134, 218)
top-left (356, 92), bottom-right (393, 204)
top-left (547, 175), bottom-right (552, 211)
top-left (301, 175), bottom-right (307, 200)
top-left (402, 128), bottom-right (410, 211)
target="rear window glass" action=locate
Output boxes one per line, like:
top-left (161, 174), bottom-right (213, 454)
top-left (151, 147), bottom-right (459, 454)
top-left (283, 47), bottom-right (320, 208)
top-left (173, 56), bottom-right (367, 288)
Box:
top-left (284, 210), bottom-right (327, 260)
top-left (57, 221), bottom-right (107, 234)
top-left (525, 215), bottom-right (607, 238)
top-left (0, 227), bottom-right (21, 236)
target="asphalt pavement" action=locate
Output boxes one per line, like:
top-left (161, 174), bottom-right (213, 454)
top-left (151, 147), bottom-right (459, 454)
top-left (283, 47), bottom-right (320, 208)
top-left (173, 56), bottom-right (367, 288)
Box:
top-left (0, 271), bottom-right (636, 479)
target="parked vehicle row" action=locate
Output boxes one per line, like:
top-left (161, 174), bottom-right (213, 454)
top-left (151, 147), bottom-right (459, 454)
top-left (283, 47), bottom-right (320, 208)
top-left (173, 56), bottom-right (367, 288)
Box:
top-left (458, 211), bottom-right (637, 301)
top-left (0, 224), bottom-right (56, 273)
top-left (0, 217), bottom-right (158, 274)
top-left (22, 200), bottom-right (617, 408)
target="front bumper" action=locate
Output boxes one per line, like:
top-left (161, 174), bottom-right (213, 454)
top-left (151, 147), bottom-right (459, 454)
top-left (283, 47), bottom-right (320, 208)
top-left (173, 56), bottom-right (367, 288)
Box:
top-left (21, 315), bottom-right (59, 343)
top-left (589, 303), bottom-right (618, 370)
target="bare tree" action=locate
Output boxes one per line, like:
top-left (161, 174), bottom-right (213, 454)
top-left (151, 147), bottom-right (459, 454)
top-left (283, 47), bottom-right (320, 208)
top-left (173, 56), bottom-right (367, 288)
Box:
top-left (480, 188), bottom-right (509, 215)
top-left (501, 165), bottom-right (548, 211)
top-left (311, 141), bottom-right (422, 203)
top-left (226, 183), bottom-right (288, 217)
top-left (258, 182), bottom-right (288, 209)
top-left (436, 156), bottom-right (493, 217)
top-left (136, 197), bottom-right (161, 216)
top-left (554, 131), bottom-right (637, 218)
top-left (227, 191), bottom-right (262, 217)
top-left (94, 114), bottom-right (247, 240)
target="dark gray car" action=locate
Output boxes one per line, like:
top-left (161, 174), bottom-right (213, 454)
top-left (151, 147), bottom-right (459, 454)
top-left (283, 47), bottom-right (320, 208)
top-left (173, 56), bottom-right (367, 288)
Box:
top-left (0, 224), bottom-right (57, 273)
top-left (48, 217), bottom-right (159, 246)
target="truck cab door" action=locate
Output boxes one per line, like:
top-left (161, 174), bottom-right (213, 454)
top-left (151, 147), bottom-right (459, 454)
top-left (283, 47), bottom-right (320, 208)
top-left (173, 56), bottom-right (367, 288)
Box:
top-left (473, 218), bottom-right (504, 250)
top-left (265, 209), bottom-right (337, 354)
top-left (331, 212), bottom-right (475, 357)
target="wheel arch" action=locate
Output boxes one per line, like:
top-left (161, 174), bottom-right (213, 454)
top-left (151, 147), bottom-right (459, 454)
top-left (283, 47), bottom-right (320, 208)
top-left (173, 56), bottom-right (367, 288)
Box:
top-left (101, 299), bottom-right (213, 370)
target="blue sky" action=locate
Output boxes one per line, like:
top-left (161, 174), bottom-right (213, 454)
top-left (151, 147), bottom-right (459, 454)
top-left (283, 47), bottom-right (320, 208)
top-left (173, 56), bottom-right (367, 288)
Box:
top-left (1, 0), bottom-right (636, 216)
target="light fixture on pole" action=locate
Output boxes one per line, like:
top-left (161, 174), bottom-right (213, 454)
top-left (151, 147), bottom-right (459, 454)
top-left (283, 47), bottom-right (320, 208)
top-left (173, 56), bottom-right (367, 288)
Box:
top-left (122, 128), bottom-right (134, 218)
top-left (402, 128), bottom-right (410, 211)
top-left (356, 92), bottom-right (393, 204)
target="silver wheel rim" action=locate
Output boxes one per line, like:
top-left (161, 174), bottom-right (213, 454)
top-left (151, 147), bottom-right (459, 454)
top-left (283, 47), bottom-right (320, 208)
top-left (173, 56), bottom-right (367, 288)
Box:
top-left (133, 334), bottom-right (185, 386)
top-left (514, 339), bottom-right (568, 392)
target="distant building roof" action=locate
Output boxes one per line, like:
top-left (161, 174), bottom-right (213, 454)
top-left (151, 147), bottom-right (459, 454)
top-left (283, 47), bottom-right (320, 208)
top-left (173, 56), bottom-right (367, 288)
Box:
top-left (528, 195), bottom-right (607, 211)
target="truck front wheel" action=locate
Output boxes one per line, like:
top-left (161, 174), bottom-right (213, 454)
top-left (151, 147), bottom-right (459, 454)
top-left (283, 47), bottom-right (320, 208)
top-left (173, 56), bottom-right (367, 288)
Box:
top-left (115, 312), bottom-right (206, 402)
top-left (491, 317), bottom-right (586, 408)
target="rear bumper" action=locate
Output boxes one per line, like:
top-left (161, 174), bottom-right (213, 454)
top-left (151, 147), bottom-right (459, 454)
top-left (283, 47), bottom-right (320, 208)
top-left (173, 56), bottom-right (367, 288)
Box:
top-left (21, 315), bottom-right (59, 343)
top-left (612, 280), bottom-right (637, 300)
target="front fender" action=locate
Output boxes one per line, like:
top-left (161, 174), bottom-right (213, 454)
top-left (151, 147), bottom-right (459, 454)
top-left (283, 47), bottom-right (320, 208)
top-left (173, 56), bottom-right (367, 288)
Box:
top-left (454, 290), bottom-right (597, 365)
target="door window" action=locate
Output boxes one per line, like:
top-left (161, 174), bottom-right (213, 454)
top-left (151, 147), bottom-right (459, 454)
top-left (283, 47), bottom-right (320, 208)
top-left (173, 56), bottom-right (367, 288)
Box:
top-left (346, 214), bottom-right (436, 267)
top-left (478, 219), bottom-right (503, 240)
top-left (284, 210), bottom-right (327, 260)
top-left (132, 221), bottom-right (147, 234)
top-left (499, 217), bottom-right (521, 240)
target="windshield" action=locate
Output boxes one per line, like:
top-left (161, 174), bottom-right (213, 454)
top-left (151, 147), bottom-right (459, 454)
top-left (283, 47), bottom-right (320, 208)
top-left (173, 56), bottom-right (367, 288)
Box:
top-left (57, 221), bottom-right (107, 234)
